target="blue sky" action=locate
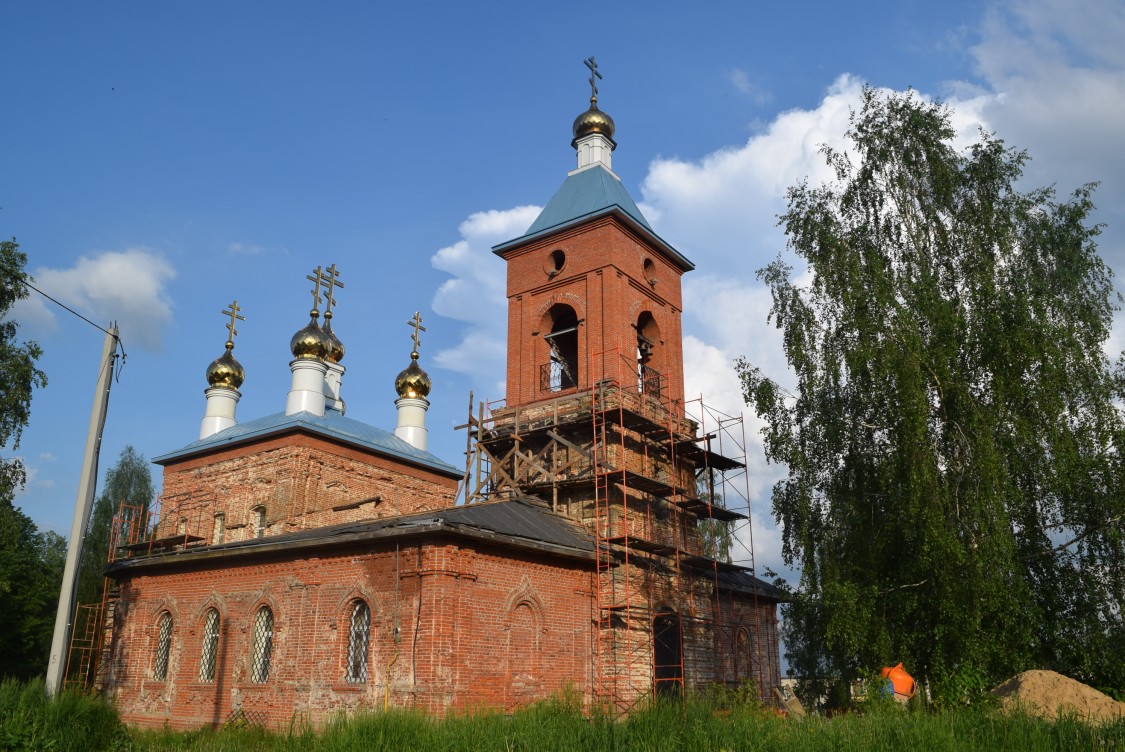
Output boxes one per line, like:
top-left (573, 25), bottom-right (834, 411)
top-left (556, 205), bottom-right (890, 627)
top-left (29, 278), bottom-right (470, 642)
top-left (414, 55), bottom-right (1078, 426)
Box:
top-left (3, 1), bottom-right (1124, 584)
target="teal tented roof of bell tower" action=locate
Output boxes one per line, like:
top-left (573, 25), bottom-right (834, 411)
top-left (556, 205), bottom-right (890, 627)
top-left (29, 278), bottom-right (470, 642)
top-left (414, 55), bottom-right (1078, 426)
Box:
top-left (525, 163), bottom-right (652, 235)
top-left (492, 164), bottom-right (693, 271)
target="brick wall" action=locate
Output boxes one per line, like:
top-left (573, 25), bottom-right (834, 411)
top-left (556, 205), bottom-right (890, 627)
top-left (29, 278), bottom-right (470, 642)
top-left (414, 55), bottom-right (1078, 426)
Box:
top-left (105, 535), bottom-right (593, 729)
top-left (498, 217), bottom-right (687, 410)
top-left (154, 434), bottom-right (457, 543)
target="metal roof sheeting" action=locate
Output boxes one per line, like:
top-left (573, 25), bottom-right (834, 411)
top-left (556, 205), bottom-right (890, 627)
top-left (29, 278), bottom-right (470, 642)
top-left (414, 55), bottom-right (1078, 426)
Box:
top-left (492, 165), bottom-right (694, 271)
top-left (153, 410), bottom-right (460, 476)
top-left (524, 164), bottom-right (652, 235)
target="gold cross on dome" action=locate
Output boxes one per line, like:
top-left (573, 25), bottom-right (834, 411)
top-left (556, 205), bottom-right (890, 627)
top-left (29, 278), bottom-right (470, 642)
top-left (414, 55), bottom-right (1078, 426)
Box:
top-left (319, 263), bottom-right (344, 316)
top-left (584, 56), bottom-right (602, 105)
top-left (306, 266), bottom-right (324, 314)
top-left (221, 300), bottom-right (245, 346)
top-left (407, 311), bottom-right (426, 353)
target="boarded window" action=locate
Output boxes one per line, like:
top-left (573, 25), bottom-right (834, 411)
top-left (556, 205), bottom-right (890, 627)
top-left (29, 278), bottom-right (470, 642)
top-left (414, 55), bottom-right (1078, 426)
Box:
top-left (507, 602), bottom-right (539, 708)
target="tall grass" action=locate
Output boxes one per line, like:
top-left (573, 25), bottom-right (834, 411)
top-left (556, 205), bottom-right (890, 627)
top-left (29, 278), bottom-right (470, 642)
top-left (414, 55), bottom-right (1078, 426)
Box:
top-left (0, 677), bottom-right (128, 751)
top-left (135, 695), bottom-right (1125, 752)
top-left (2, 678), bottom-right (1121, 751)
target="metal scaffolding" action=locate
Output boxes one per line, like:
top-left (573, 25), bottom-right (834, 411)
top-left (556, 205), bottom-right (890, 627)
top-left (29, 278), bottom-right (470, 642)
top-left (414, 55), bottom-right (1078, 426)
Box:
top-left (64, 490), bottom-right (218, 692)
top-left (459, 346), bottom-right (770, 712)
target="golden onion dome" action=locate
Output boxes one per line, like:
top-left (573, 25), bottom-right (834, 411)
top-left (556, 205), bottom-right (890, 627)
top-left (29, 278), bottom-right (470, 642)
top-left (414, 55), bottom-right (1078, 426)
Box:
top-left (206, 343), bottom-right (245, 390)
top-left (290, 313), bottom-right (332, 361)
top-left (395, 353), bottom-right (432, 399)
top-left (323, 317), bottom-right (345, 364)
top-left (572, 104), bottom-right (616, 147)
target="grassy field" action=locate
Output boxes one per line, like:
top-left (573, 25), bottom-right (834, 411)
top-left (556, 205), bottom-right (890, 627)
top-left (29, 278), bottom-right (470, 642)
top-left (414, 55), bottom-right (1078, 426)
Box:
top-left (3, 679), bottom-right (1123, 752)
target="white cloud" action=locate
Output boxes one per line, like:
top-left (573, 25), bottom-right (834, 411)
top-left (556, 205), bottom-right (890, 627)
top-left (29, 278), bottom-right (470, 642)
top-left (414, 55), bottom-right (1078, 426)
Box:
top-left (427, 0), bottom-right (1125, 589)
top-left (9, 291), bottom-right (57, 335)
top-left (430, 206), bottom-right (540, 392)
top-left (959, 0), bottom-right (1125, 261)
top-left (11, 458), bottom-right (55, 495)
top-left (730, 68), bottom-right (772, 105)
top-left (640, 74), bottom-right (863, 267)
top-left (19, 462), bottom-right (36, 490)
top-left (14, 249), bottom-right (176, 352)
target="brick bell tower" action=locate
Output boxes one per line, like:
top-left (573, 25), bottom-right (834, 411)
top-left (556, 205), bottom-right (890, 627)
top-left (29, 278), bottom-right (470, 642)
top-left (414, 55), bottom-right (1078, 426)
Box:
top-left (466, 61), bottom-right (770, 712)
top-left (492, 67), bottom-right (694, 410)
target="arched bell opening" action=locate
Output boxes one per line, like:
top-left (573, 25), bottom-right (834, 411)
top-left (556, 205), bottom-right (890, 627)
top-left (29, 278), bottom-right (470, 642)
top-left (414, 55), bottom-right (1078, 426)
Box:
top-left (540, 304), bottom-right (579, 393)
top-left (636, 311), bottom-right (663, 396)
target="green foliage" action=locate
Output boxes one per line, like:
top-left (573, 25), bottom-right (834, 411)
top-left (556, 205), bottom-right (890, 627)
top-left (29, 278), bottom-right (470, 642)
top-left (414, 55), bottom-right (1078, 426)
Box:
top-left (76, 446), bottom-right (155, 608)
top-left (696, 471), bottom-right (734, 562)
top-left (0, 677), bottom-right (128, 751)
top-left (0, 238), bottom-right (47, 491)
top-left (0, 500), bottom-right (67, 680)
top-left (0, 238), bottom-right (57, 681)
top-left (0, 676), bottom-right (1109, 751)
top-left (738, 89), bottom-right (1125, 703)
top-left (700, 679), bottom-right (764, 713)
top-left (1098, 686), bottom-right (1125, 703)
top-left (120, 690), bottom-right (1125, 751)
top-left (931, 663), bottom-right (998, 710)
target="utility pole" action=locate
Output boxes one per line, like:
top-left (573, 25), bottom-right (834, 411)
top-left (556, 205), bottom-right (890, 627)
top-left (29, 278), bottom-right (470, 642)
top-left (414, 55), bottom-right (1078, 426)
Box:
top-left (46, 324), bottom-right (118, 696)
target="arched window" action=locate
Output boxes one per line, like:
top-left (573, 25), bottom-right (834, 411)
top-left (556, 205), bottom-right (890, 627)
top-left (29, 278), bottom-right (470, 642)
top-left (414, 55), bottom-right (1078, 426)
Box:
top-left (345, 600), bottom-right (371, 684)
top-left (212, 514), bottom-right (225, 545)
top-left (541, 304), bottom-right (579, 393)
top-left (733, 627), bottom-right (750, 679)
top-left (653, 612), bottom-right (683, 697)
top-left (250, 606), bottom-right (274, 683)
top-left (199, 609), bottom-right (220, 682)
top-left (153, 612), bottom-right (173, 681)
top-left (251, 506), bottom-right (266, 539)
top-left (636, 312), bottom-right (662, 395)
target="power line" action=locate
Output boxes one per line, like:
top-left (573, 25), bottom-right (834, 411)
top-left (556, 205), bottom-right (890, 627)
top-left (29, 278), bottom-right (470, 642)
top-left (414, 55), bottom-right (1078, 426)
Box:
top-left (0, 263), bottom-right (128, 363)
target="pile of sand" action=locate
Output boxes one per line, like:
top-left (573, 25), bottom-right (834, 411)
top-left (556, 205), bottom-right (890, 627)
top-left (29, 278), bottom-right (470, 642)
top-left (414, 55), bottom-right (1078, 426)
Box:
top-left (991, 670), bottom-right (1125, 724)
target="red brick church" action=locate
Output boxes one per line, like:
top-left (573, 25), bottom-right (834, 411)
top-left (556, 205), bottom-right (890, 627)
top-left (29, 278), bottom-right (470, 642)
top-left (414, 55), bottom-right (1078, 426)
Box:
top-left (93, 68), bottom-right (782, 728)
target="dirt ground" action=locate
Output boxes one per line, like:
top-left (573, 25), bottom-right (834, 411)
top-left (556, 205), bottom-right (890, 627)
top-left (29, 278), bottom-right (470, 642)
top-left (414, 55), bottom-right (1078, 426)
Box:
top-left (991, 670), bottom-right (1125, 724)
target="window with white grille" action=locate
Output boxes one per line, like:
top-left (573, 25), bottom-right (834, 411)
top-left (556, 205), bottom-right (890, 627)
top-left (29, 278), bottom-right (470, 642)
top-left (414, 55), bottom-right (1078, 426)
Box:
top-left (345, 600), bottom-right (370, 683)
top-left (199, 609), bottom-right (220, 682)
top-left (153, 612), bottom-right (173, 681)
top-left (252, 507), bottom-right (266, 539)
top-left (250, 606), bottom-right (273, 683)
top-left (212, 514), bottom-right (225, 545)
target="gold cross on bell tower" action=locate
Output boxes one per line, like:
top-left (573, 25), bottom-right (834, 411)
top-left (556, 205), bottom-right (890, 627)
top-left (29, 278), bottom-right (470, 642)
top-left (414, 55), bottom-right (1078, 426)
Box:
top-left (221, 300), bottom-right (245, 348)
top-left (407, 311), bottom-right (426, 355)
top-left (584, 56), bottom-right (602, 106)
